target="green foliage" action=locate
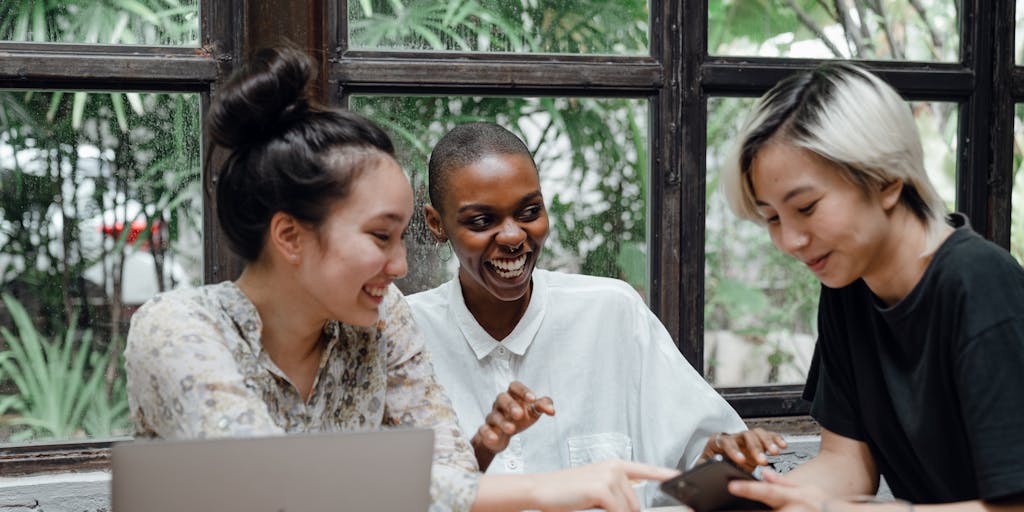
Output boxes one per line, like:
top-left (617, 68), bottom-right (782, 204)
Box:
top-left (0, 0), bottom-right (200, 443)
top-left (0, 294), bottom-right (130, 441)
top-left (351, 2), bottom-right (650, 292)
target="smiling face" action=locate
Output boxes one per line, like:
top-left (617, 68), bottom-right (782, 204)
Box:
top-left (750, 143), bottom-right (901, 289)
top-left (295, 155), bottom-right (413, 326)
top-left (426, 152), bottom-right (549, 304)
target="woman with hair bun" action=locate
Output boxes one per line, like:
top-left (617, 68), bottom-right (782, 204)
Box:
top-left (124, 47), bottom-right (674, 512)
top-left (720, 62), bottom-right (1024, 510)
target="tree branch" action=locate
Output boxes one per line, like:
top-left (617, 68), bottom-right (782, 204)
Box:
top-left (832, 0), bottom-right (866, 57)
top-left (909, 0), bottom-right (945, 60)
top-left (787, 0), bottom-right (845, 57)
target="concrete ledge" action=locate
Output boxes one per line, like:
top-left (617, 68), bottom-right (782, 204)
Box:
top-left (0, 472), bottom-right (110, 512)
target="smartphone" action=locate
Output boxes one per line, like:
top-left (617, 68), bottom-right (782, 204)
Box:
top-left (659, 455), bottom-right (771, 512)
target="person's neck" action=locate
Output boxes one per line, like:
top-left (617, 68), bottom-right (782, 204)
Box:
top-left (459, 274), bottom-right (532, 341)
top-left (235, 264), bottom-right (326, 373)
top-left (862, 209), bottom-right (951, 306)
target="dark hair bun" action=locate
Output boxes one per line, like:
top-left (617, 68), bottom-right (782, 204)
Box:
top-left (208, 47), bottom-right (313, 150)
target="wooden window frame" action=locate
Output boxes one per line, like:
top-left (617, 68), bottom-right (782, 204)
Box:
top-left (0, 0), bottom-right (1017, 474)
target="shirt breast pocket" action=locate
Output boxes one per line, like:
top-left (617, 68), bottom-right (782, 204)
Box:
top-left (566, 432), bottom-right (633, 467)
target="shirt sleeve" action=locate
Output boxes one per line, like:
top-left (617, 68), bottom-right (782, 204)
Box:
top-left (807, 287), bottom-right (866, 442)
top-left (632, 292), bottom-right (747, 471)
top-left (124, 294), bottom-right (284, 439)
top-left (954, 318), bottom-right (1024, 500)
top-left (378, 285), bottom-right (480, 512)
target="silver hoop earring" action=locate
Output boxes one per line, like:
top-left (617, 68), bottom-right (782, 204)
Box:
top-left (439, 242), bottom-right (453, 262)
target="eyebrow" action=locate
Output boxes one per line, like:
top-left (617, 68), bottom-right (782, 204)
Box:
top-left (754, 185), bottom-right (815, 207)
top-left (371, 212), bottom-right (407, 223)
top-left (456, 191), bottom-right (543, 215)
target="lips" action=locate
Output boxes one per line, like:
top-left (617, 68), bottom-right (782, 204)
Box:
top-left (362, 283), bottom-right (389, 302)
top-left (486, 253), bottom-right (528, 279)
top-left (804, 252), bottom-right (830, 272)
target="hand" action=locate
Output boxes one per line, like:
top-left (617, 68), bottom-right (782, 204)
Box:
top-left (700, 428), bottom-right (787, 472)
top-left (471, 381), bottom-right (555, 470)
top-left (728, 467), bottom-right (829, 512)
top-left (530, 459), bottom-right (680, 512)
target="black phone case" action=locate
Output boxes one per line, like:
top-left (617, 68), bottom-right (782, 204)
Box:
top-left (658, 457), bottom-right (771, 512)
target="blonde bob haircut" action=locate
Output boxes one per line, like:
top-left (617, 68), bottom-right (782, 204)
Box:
top-left (721, 62), bottom-right (949, 252)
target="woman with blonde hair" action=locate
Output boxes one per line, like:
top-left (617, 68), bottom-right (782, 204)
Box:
top-left (720, 62), bottom-right (1024, 510)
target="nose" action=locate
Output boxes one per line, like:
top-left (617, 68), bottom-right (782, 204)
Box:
top-left (775, 220), bottom-right (810, 255)
top-left (495, 218), bottom-right (526, 249)
top-left (386, 242), bottom-right (408, 279)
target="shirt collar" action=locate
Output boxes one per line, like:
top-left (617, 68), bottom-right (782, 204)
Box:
top-left (447, 269), bottom-right (548, 360)
top-left (216, 281), bottom-right (264, 354)
top-left (215, 281), bottom-right (342, 361)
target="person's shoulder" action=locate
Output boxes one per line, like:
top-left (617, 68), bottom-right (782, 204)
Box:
top-left (540, 269), bottom-right (645, 305)
top-left (934, 226), bottom-right (1024, 287)
top-left (134, 283), bottom-right (222, 321)
top-left (405, 280), bottom-right (451, 311)
top-left (130, 282), bottom-right (239, 341)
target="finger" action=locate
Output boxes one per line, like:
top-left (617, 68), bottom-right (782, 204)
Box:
top-left (531, 396), bottom-right (556, 417)
top-left (759, 468), bottom-right (795, 486)
top-left (494, 393), bottom-right (525, 421)
top-left (507, 380), bottom-right (536, 402)
top-left (486, 410), bottom-right (516, 436)
top-left (750, 428), bottom-right (784, 455)
top-left (717, 435), bottom-right (748, 465)
top-left (476, 425), bottom-right (503, 449)
top-left (622, 478), bottom-right (642, 512)
top-left (740, 431), bottom-right (769, 465)
top-left (727, 479), bottom-right (790, 509)
top-left (620, 461), bottom-right (680, 482)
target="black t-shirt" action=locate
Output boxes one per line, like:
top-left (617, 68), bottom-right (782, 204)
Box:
top-left (803, 218), bottom-right (1024, 503)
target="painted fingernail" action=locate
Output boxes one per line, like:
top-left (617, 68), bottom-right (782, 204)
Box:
top-left (770, 443), bottom-right (779, 452)
top-left (526, 392), bottom-right (536, 401)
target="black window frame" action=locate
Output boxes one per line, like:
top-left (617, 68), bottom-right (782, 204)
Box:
top-left (0, 0), bottom-right (1017, 473)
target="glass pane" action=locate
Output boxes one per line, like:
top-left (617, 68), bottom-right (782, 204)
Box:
top-left (1018, 0), bottom-right (1024, 66)
top-left (0, 0), bottom-right (199, 46)
top-left (0, 89), bottom-right (202, 443)
top-left (704, 97), bottom-right (958, 387)
top-left (348, 0), bottom-right (649, 55)
top-left (1011, 105), bottom-right (1024, 264)
top-left (709, 0), bottom-right (959, 62)
top-left (350, 95), bottom-right (649, 298)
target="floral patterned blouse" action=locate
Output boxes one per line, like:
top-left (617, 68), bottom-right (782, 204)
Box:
top-left (125, 281), bottom-right (479, 511)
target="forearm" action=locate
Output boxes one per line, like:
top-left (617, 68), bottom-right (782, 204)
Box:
top-left (782, 449), bottom-right (877, 497)
top-left (470, 474), bottom-right (541, 512)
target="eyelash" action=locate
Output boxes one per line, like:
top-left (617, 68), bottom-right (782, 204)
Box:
top-left (764, 201), bottom-right (816, 224)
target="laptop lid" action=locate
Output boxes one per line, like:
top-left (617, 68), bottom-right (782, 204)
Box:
top-left (112, 428), bottom-right (434, 512)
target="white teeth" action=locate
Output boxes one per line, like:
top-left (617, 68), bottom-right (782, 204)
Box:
top-left (488, 254), bottom-right (527, 279)
top-left (364, 286), bottom-right (387, 297)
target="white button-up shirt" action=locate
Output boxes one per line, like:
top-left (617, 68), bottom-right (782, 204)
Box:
top-left (408, 270), bottom-right (745, 503)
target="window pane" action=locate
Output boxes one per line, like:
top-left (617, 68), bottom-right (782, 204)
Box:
top-left (1018, 0), bottom-right (1024, 65)
top-left (350, 95), bottom-right (649, 298)
top-left (704, 97), bottom-right (957, 387)
top-left (709, 0), bottom-right (959, 62)
top-left (0, 1), bottom-right (199, 46)
top-left (1012, 104), bottom-right (1024, 264)
top-left (0, 90), bottom-right (202, 443)
top-left (348, 1), bottom-right (649, 55)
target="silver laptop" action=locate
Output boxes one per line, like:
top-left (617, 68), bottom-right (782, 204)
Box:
top-left (112, 428), bottom-right (434, 512)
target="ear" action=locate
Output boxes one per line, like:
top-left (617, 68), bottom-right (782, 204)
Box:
top-left (879, 179), bottom-right (903, 211)
top-left (424, 204), bottom-right (446, 243)
top-left (268, 211), bottom-right (306, 264)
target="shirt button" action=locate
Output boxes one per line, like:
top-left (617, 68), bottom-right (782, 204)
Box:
top-left (506, 460), bottom-right (519, 470)
top-left (497, 347), bottom-right (506, 355)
